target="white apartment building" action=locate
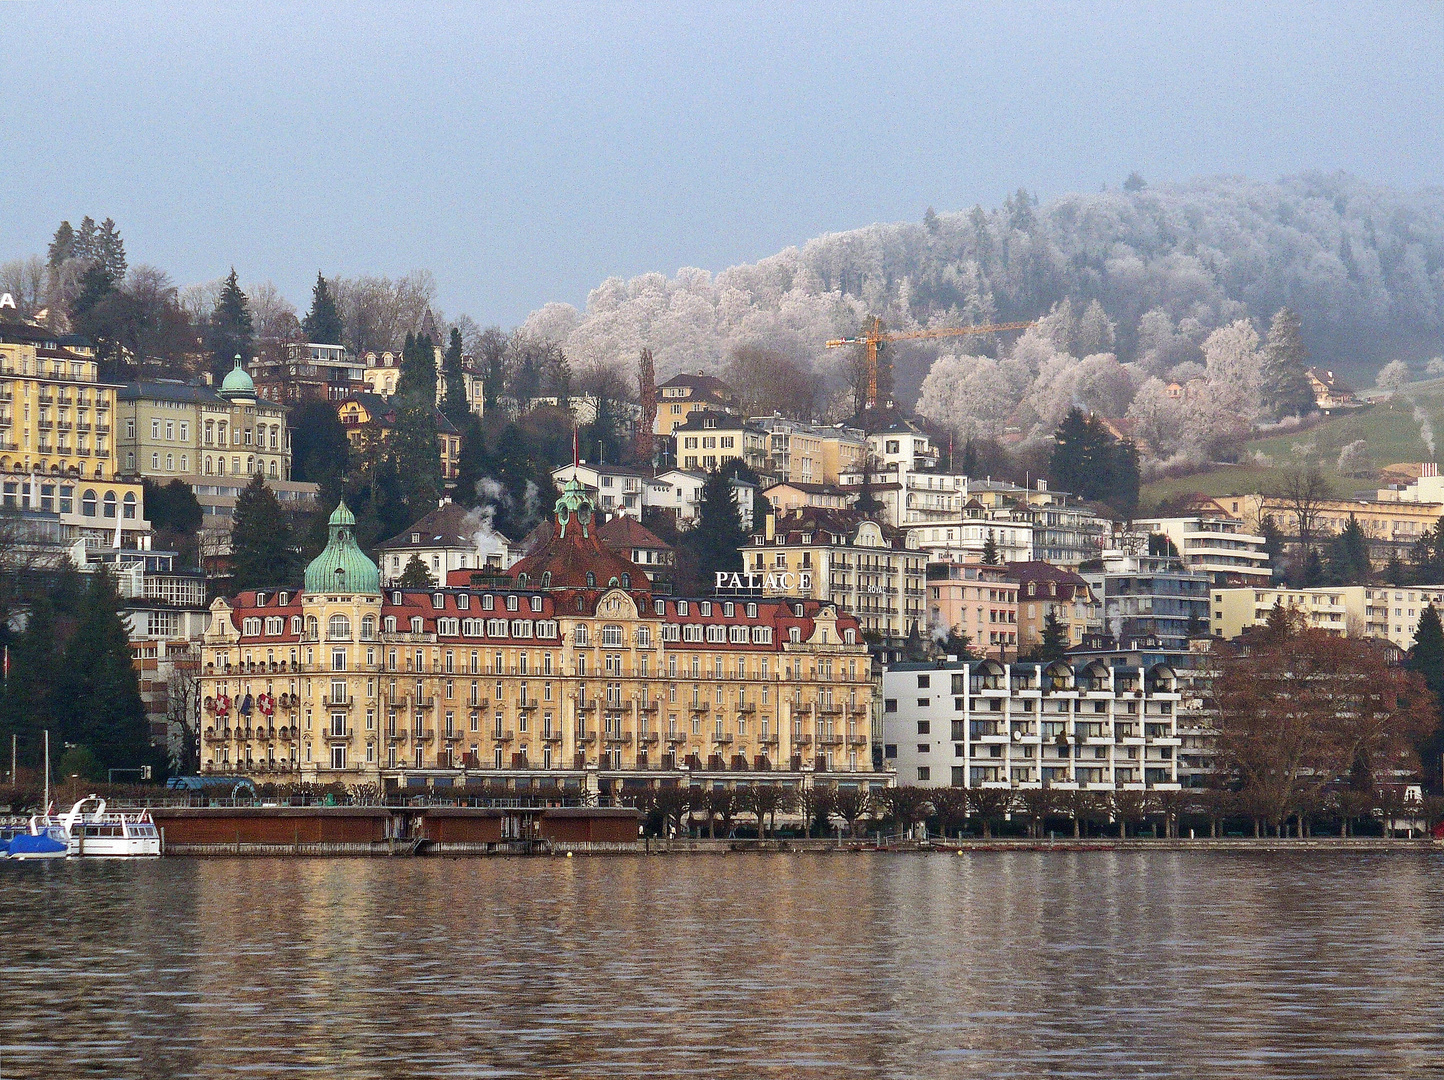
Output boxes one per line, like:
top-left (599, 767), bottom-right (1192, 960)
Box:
top-left (880, 658), bottom-right (1183, 790)
top-left (1132, 515), bottom-right (1271, 586)
top-left (904, 507), bottom-right (1035, 565)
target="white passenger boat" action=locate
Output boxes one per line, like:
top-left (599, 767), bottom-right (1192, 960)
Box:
top-left (32, 797), bottom-right (162, 858)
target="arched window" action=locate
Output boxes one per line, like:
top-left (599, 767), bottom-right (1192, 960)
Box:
top-left (361, 616), bottom-right (376, 640)
top-left (410, 616), bottom-right (423, 633)
top-left (540, 572), bottom-right (551, 588)
top-left (269, 459), bottom-right (278, 478)
top-left (383, 616), bottom-right (397, 633)
top-left (122, 492), bottom-right (136, 520)
top-left (305, 616), bottom-right (318, 639)
top-left (586, 572), bottom-right (596, 588)
top-left (81, 489), bottom-right (97, 516)
top-left (517, 573), bottom-right (528, 587)
top-left (102, 491), bottom-right (116, 518)
top-left (246, 456), bottom-right (255, 474)
top-left (328, 614), bottom-right (351, 640)
top-left (217, 457), bottom-right (226, 475)
top-left (621, 573), bottom-right (630, 589)
top-left (204, 457), bottom-right (213, 475)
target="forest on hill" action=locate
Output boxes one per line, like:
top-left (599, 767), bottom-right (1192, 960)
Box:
top-left (524, 172), bottom-right (1444, 410)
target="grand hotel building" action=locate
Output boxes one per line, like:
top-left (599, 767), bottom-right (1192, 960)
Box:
top-left (198, 480), bottom-right (882, 796)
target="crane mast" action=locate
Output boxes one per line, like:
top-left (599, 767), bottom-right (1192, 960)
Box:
top-left (826, 316), bottom-right (1035, 411)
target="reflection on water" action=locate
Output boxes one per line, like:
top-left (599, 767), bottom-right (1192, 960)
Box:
top-left (1, 852), bottom-right (1441, 1077)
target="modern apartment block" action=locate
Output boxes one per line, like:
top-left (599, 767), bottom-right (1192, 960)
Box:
top-left (880, 658), bottom-right (1183, 790)
top-left (1081, 551), bottom-right (1211, 650)
top-left (1131, 514), bottom-right (1271, 586)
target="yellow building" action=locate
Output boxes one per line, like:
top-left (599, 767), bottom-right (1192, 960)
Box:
top-left (746, 508), bottom-right (926, 642)
top-left (654, 373), bottom-right (738, 436)
top-left (1210, 584), bottom-right (1444, 649)
top-left (198, 485), bottom-right (879, 790)
top-left (1235, 493), bottom-right (1441, 567)
top-left (0, 319), bottom-right (117, 480)
top-left (338, 393), bottom-right (462, 481)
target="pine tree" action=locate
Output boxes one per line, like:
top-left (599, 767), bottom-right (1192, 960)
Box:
top-left (208, 269), bottom-right (254, 377)
top-left (1049, 407), bottom-right (1140, 514)
top-left (289, 400), bottom-right (351, 499)
top-left (54, 567), bottom-right (155, 772)
top-left (230, 474), bottom-right (297, 590)
top-left (1261, 599), bottom-right (1295, 643)
top-left (1035, 611), bottom-right (1069, 662)
top-left (442, 327), bottom-right (469, 425)
top-left (1325, 515), bottom-right (1371, 584)
top-left (681, 470), bottom-right (746, 587)
top-left (1407, 603), bottom-right (1444, 787)
top-left (69, 262), bottom-right (122, 366)
top-left (981, 533), bottom-right (999, 565)
top-left (397, 332), bottom-right (437, 407)
top-left (1262, 307), bottom-right (1315, 418)
top-left (96, 218), bottom-right (127, 283)
top-left (301, 271), bottom-right (343, 345)
top-left (73, 216), bottom-right (99, 263)
top-left (47, 221), bottom-right (75, 269)
top-left (397, 555), bottom-right (434, 588)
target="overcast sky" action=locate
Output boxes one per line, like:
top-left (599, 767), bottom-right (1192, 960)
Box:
top-left (4, 2), bottom-right (1441, 326)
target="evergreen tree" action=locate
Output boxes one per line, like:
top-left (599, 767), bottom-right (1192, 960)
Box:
top-left (680, 470), bottom-right (746, 587)
top-left (1324, 515), bottom-right (1371, 584)
top-left (1407, 603), bottom-right (1444, 787)
top-left (0, 598), bottom-right (61, 769)
top-left (397, 332), bottom-right (437, 406)
top-left (1048, 407), bottom-right (1139, 516)
top-left (442, 327), bottom-right (469, 425)
top-left (73, 216), bottom-right (99, 263)
top-left (208, 269), bottom-right (254, 378)
top-left (1262, 307), bottom-right (1315, 418)
top-left (1301, 546), bottom-right (1325, 587)
top-left (542, 345), bottom-right (572, 408)
top-left (96, 217), bottom-right (127, 283)
top-left (1034, 611), bottom-right (1069, 662)
top-left (1260, 599), bottom-right (1296, 644)
top-left (230, 474), bottom-right (297, 590)
top-left (397, 555), bottom-right (434, 588)
top-left (981, 533), bottom-right (999, 565)
top-left (301, 272), bottom-right (343, 345)
top-left (69, 262), bottom-right (123, 367)
top-left (47, 220), bottom-right (75, 268)
top-left (53, 567), bottom-right (156, 773)
top-left (1385, 552), bottom-right (1408, 586)
top-left (289, 401), bottom-right (351, 500)
top-left (1260, 515), bottom-right (1286, 581)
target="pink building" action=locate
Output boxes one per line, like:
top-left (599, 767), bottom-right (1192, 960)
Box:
top-left (926, 561), bottom-right (1018, 657)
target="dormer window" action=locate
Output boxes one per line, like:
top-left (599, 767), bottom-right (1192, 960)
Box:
top-left (256, 592), bottom-right (267, 606)
top-left (410, 616), bottom-right (423, 633)
top-left (530, 596), bottom-right (542, 612)
top-left (677, 600), bottom-right (689, 616)
top-left (586, 572), bottom-right (596, 588)
top-left (391, 591), bottom-right (402, 605)
top-left (411, 533), bottom-right (420, 543)
top-left (457, 593), bottom-right (469, 610)
top-left (655, 599), bottom-right (666, 615)
top-left (278, 592), bottom-right (289, 606)
top-left (432, 593), bottom-right (445, 609)
top-left (507, 595), bottom-right (519, 611)
top-left (620, 573), bottom-right (630, 589)
top-left (1028, 583), bottom-right (1036, 596)
top-left (482, 594), bottom-right (494, 610)
top-left (723, 602), bottom-right (734, 617)
top-left (746, 602), bottom-right (756, 617)
top-left (700, 602), bottom-right (712, 616)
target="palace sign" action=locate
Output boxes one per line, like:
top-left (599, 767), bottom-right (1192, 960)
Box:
top-left (716, 570), bottom-right (812, 593)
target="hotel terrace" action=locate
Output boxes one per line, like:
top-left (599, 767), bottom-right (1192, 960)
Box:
top-left (198, 480), bottom-right (883, 799)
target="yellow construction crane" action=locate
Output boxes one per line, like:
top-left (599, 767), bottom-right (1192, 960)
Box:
top-left (826, 316), bottom-right (1035, 411)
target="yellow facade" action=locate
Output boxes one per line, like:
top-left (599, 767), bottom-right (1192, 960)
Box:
top-left (0, 337), bottom-right (117, 479)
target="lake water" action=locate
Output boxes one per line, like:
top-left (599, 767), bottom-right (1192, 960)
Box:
top-left (2, 851), bottom-right (1442, 1078)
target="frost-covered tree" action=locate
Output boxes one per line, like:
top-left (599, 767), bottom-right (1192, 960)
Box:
top-left (1200, 320), bottom-right (1266, 422)
top-left (1376, 359), bottom-right (1410, 393)
top-left (915, 354), bottom-right (1028, 440)
top-left (1261, 307), bottom-right (1315, 417)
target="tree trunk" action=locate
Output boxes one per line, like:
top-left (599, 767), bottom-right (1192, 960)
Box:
top-left (1073, 816), bottom-right (1081, 839)
top-left (1253, 818), bottom-right (1261, 838)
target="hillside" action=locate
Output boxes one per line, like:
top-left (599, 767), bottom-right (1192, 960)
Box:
top-left (525, 173), bottom-right (1444, 405)
top-left (1140, 393), bottom-right (1444, 508)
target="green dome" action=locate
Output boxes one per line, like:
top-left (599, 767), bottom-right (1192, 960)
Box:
top-left (304, 500), bottom-right (380, 594)
top-left (219, 354), bottom-right (255, 398)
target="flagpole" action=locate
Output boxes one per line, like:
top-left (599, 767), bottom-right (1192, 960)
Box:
top-left (43, 729), bottom-right (49, 812)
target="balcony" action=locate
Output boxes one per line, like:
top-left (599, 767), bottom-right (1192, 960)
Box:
top-left (638, 732), bottom-right (659, 746)
top-left (324, 728), bottom-right (351, 742)
top-left (384, 696), bottom-right (409, 709)
top-left (817, 735), bottom-right (844, 748)
top-left (689, 702), bottom-right (710, 713)
top-left (493, 730), bottom-right (515, 743)
top-left (414, 696), bottom-right (436, 709)
top-left (793, 734), bottom-right (813, 747)
top-left (605, 732), bottom-right (633, 746)
top-left (711, 733), bottom-right (733, 745)
top-left (387, 729), bottom-right (409, 743)
top-left (414, 729), bottom-right (435, 743)
top-left (321, 696), bottom-right (353, 709)
top-left (37, 420), bottom-right (53, 430)
top-left (847, 733), bottom-right (869, 747)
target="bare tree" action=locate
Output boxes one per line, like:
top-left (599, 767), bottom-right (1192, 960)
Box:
top-left (1275, 466), bottom-right (1331, 551)
top-left (1017, 787), bottom-right (1056, 838)
top-left (830, 785), bottom-right (874, 836)
top-left (0, 256), bottom-right (47, 318)
top-left (966, 786), bottom-right (1013, 839)
top-left (929, 787), bottom-right (970, 839)
top-left (726, 345), bottom-right (819, 420)
top-left (166, 651), bottom-right (203, 773)
top-left (1214, 627), bottom-right (1433, 835)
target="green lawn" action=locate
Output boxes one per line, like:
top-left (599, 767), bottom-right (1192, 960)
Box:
top-left (1140, 397), bottom-right (1439, 509)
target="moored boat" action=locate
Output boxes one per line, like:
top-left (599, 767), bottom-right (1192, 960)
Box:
top-left (32, 797), bottom-right (161, 858)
